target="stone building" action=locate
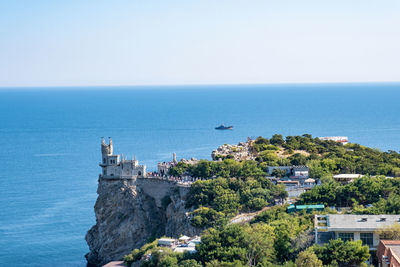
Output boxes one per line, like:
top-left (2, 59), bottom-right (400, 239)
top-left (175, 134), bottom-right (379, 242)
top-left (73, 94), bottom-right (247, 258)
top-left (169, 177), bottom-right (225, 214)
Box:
top-left (158, 153), bottom-right (178, 176)
top-left (157, 153), bottom-right (199, 177)
top-left (99, 137), bottom-right (146, 179)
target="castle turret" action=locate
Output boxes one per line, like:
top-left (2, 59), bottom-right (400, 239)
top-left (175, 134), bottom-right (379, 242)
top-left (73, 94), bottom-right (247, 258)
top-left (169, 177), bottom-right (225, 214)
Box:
top-left (101, 137), bottom-right (113, 158)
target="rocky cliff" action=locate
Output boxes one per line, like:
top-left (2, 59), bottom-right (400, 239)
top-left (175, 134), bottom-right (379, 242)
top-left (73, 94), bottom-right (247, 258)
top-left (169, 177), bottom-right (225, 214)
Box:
top-left (85, 178), bottom-right (200, 266)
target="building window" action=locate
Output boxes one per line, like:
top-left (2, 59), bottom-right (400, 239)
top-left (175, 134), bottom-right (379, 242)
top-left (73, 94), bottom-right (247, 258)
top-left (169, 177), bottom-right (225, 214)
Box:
top-left (360, 233), bottom-right (373, 246)
top-left (103, 158), bottom-right (106, 164)
top-left (338, 233), bottom-right (354, 242)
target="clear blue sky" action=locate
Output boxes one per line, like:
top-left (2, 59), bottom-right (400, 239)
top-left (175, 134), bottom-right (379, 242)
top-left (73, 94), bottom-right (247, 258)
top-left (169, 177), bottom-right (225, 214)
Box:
top-left (0, 0), bottom-right (399, 87)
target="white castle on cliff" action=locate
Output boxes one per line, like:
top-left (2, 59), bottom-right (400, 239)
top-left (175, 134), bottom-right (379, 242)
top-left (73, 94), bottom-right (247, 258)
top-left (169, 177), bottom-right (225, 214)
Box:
top-left (100, 137), bottom-right (147, 179)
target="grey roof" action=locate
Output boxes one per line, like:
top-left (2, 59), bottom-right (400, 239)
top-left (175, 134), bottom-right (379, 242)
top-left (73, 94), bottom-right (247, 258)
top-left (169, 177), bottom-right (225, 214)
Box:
top-left (391, 246), bottom-right (400, 258)
top-left (292, 166), bottom-right (309, 171)
top-left (327, 215), bottom-right (400, 231)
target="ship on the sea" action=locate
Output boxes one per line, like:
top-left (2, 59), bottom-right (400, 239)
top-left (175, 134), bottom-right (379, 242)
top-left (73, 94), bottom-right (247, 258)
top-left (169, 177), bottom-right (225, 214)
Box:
top-left (215, 124), bottom-right (233, 130)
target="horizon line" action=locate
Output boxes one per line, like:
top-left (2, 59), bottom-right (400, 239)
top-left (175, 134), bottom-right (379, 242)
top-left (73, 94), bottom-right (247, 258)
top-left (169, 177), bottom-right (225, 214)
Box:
top-left (0, 80), bottom-right (399, 90)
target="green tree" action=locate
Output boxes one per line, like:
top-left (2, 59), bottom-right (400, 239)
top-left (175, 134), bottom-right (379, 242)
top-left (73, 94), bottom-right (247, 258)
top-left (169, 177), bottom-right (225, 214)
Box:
top-left (313, 239), bottom-right (370, 267)
top-left (289, 153), bottom-right (308, 165)
top-left (270, 134), bottom-right (285, 146)
top-left (179, 259), bottom-right (202, 267)
top-left (169, 162), bottom-right (189, 177)
top-left (272, 168), bottom-right (287, 178)
top-left (244, 223), bottom-right (276, 266)
top-left (190, 207), bottom-right (226, 228)
top-left (376, 223), bottom-right (400, 240)
top-left (295, 250), bottom-right (322, 267)
top-left (197, 224), bottom-right (247, 264)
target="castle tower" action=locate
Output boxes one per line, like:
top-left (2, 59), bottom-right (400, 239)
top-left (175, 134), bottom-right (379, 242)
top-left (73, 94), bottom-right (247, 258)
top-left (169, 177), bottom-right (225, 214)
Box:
top-left (173, 152), bottom-right (177, 164)
top-left (100, 137), bottom-right (117, 168)
top-left (99, 138), bottom-right (146, 179)
top-left (101, 137), bottom-right (113, 158)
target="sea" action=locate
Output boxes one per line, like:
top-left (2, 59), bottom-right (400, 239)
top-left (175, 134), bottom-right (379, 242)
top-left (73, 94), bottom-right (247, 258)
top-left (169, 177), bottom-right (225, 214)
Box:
top-left (0, 83), bottom-right (399, 267)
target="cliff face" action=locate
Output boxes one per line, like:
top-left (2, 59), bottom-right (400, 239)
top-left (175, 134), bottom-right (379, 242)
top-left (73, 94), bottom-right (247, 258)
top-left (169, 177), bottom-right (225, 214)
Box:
top-left (85, 178), bottom-right (200, 266)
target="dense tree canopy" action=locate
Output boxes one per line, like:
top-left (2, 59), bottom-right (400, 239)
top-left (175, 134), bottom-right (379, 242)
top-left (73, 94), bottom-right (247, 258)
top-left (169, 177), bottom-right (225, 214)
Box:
top-left (123, 134), bottom-right (399, 266)
top-left (185, 177), bottom-right (287, 227)
top-left (312, 239), bottom-right (370, 267)
top-left (171, 134), bottom-right (400, 180)
top-left (298, 176), bottom-right (400, 211)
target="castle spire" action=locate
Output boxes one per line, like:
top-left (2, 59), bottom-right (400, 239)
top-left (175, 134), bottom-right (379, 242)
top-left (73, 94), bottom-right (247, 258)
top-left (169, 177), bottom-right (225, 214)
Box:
top-left (108, 137), bottom-right (113, 155)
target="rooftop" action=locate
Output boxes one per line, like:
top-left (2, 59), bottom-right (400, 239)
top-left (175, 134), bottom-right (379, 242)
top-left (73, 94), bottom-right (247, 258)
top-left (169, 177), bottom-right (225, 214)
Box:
top-left (288, 204), bottom-right (324, 210)
top-left (327, 215), bottom-right (400, 231)
top-left (333, 174), bottom-right (363, 179)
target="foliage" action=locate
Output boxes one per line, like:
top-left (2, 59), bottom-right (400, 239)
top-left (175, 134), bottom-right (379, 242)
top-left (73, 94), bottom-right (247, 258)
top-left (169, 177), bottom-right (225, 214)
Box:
top-left (124, 240), bottom-right (158, 266)
top-left (376, 223), bottom-right (400, 240)
top-left (295, 250), bottom-right (322, 267)
top-left (312, 239), bottom-right (370, 267)
top-left (178, 259), bottom-right (202, 267)
top-left (127, 134), bottom-right (400, 266)
top-left (272, 168), bottom-right (287, 178)
top-left (244, 223), bottom-right (276, 266)
top-left (186, 177), bottom-right (286, 226)
top-left (197, 224), bottom-right (248, 264)
top-left (172, 134), bottom-right (400, 180)
top-left (190, 207), bottom-right (226, 228)
top-left (298, 176), bottom-right (400, 210)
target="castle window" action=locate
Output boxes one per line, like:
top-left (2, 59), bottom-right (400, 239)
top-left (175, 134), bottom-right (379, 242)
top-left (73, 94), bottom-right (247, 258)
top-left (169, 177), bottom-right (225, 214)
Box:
top-left (138, 171), bottom-right (142, 176)
top-left (103, 158), bottom-right (106, 164)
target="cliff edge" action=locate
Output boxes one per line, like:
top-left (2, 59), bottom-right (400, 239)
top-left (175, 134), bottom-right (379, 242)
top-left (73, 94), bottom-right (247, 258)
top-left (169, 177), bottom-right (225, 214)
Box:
top-left (85, 178), bottom-right (200, 266)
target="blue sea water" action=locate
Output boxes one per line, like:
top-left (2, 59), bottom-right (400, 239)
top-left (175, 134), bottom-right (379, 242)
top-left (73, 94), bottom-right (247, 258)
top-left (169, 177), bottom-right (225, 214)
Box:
top-left (0, 83), bottom-right (399, 267)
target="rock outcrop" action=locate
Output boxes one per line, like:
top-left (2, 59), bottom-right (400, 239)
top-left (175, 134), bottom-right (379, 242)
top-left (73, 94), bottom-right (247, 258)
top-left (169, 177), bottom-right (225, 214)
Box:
top-left (211, 139), bottom-right (256, 161)
top-left (85, 178), bottom-right (200, 266)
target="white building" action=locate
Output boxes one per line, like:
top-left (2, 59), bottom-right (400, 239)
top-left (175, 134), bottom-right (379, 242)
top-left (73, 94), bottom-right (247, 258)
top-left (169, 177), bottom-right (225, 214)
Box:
top-left (315, 214), bottom-right (400, 250)
top-left (333, 174), bottom-right (363, 184)
top-left (318, 136), bottom-right (349, 145)
top-left (100, 138), bottom-right (146, 179)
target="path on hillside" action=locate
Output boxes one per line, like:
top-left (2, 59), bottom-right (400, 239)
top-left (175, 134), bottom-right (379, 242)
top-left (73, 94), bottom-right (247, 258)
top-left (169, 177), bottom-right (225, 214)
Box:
top-left (230, 206), bottom-right (272, 224)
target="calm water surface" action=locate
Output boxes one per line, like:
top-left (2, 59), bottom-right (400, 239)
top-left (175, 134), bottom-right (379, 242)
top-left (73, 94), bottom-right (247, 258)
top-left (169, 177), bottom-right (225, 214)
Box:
top-left (0, 83), bottom-right (399, 266)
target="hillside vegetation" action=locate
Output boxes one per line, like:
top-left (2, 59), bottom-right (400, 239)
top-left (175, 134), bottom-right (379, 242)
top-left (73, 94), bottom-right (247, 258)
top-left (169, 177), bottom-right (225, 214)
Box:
top-left (124, 134), bottom-right (400, 267)
top-left (171, 134), bottom-right (400, 178)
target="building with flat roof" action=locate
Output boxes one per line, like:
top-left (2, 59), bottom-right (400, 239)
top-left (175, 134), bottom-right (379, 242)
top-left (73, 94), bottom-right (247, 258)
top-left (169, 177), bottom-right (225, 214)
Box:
top-left (315, 214), bottom-right (400, 250)
top-left (377, 240), bottom-right (400, 267)
top-left (333, 174), bottom-right (363, 184)
top-left (157, 238), bottom-right (177, 247)
top-left (318, 136), bottom-right (348, 144)
top-left (267, 166), bottom-right (309, 178)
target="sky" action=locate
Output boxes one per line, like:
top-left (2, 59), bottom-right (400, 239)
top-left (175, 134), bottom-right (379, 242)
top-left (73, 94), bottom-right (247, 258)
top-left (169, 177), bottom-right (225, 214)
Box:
top-left (0, 0), bottom-right (399, 87)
